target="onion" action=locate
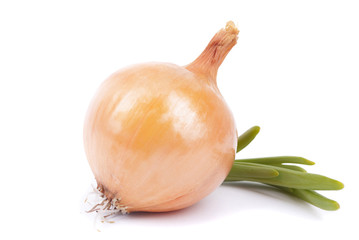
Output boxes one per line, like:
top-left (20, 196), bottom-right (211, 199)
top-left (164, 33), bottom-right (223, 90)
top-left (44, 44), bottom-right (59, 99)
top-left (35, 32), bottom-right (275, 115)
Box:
top-left (84, 21), bottom-right (239, 213)
top-left (84, 21), bottom-right (343, 215)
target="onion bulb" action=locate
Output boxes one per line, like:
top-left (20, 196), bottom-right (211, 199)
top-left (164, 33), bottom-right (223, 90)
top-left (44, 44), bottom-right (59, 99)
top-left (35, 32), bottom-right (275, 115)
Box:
top-left (84, 21), bottom-right (239, 213)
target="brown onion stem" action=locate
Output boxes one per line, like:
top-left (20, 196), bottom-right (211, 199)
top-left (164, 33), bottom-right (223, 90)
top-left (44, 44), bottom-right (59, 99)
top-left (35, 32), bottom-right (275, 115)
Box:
top-left (186, 21), bottom-right (239, 81)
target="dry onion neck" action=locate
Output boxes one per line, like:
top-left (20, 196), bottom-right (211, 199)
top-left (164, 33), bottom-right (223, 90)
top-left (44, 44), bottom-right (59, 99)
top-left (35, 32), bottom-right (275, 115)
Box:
top-left (186, 21), bottom-right (239, 81)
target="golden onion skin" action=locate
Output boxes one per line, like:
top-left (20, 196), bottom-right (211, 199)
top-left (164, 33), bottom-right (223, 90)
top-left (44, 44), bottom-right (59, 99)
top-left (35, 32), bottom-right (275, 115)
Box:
top-left (83, 22), bottom-right (239, 212)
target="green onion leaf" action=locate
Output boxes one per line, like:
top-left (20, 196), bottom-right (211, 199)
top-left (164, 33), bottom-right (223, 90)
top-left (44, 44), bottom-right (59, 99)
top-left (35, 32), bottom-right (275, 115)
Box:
top-left (226, 162), bottom-right (343, 190)
top-left (275, 186), bottom-right (341, 211)
top-left (236, 126), bottom-right (260, 153)
top-left (226, 163), bottom-right (279, 180)
top-left (235, 156), bottom-right (315, 165)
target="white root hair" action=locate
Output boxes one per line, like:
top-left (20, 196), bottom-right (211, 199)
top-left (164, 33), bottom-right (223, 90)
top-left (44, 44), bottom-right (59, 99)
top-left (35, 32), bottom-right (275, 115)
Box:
top-left (84, 184), bottom-right (128, 220)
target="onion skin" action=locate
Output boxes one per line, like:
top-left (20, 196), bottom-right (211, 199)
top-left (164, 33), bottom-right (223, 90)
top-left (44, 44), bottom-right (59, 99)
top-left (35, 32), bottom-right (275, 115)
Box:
top-left (84, 22), bottom-right (239, 212)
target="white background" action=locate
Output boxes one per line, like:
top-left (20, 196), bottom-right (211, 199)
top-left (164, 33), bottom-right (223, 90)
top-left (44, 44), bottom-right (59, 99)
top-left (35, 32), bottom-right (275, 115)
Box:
top-left (1, 0), bottom-right (358, 239)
